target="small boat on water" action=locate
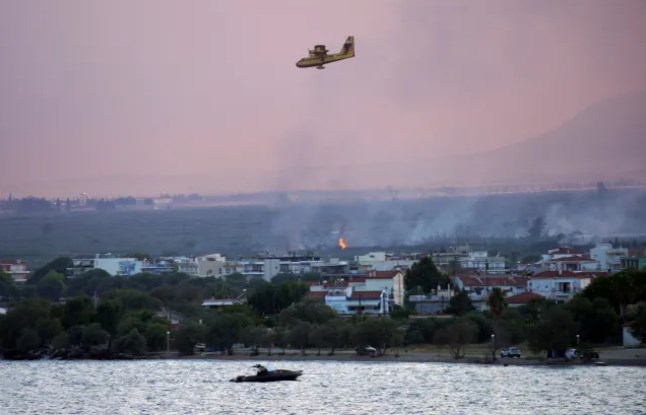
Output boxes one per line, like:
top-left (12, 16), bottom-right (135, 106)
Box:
top-left (230, 364), bottom-right (303, 383)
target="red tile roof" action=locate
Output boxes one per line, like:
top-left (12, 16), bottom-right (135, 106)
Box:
top-left (367, 270), bottom-right (402, 279)
top-left (507, 291), bottom-right (544, 304)
top-left (531, 270), bottom-right (590, 279)
top-left (511, 276), bottom-right (529, 287)
top-left (348, 290), bottom-right (384, 300)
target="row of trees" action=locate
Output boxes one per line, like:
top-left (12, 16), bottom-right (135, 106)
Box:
top-left (0, 293), bottom-right (168, 357)
top-left (1, 255), bottom-right (645, 360)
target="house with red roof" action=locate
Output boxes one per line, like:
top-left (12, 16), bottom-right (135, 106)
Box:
top-left (451, 273), bottom-right (529, 310)
top-left (528, 270), bottom-right (593, 302)
top-left (533, 246), bottom-right (602, 274)
top-left (452, 274), bottom-right (528, 297)
top-left (309, 270), bottom-right (405, 314)
top-left (0, 258), bottom-right (29, 283)
top-left (506, 291), bottom-right (544, 308)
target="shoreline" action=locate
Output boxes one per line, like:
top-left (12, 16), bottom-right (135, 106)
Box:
top-left (172, 350), bottom-right (646, 368)
top-left (4, 348), bottom-right (645, 368)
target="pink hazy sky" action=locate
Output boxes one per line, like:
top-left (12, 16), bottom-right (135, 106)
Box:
top-left (1, 0), bottom-right (646, 197)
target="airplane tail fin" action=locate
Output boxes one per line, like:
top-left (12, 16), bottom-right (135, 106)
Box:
top-left (341, 36), bottom-right (355, 57)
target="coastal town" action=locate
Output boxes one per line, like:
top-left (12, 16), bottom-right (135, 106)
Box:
top-left (1, 240), bottom-right (645, 363)
top-left (3, 242), bottom-right (643, 311)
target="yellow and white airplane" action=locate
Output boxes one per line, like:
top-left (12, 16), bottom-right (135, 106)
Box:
top-left (296, 36), bottom-right (355, 69)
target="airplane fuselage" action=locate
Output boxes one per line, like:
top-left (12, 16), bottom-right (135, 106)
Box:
top-left (296, 36), bottom-right (354, 69)
top-left (295, 53), bottom-right (352, 68)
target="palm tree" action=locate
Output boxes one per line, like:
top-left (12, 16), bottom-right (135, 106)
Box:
top-left (487, 288), bottom-right (508, 360)
top-left (487, 288), bottom-right (507, 320)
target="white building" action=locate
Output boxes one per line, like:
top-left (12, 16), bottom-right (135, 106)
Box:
top-left (355, 251), bottom-right (387, 263)
top-left (318, 286), bottom-right (390, 316)
top-left (590, 243), bottom-right (629, 272)
top-left (276, 254), bottom-right (324, 274)
top-left (210, 254), bottom-right (327, 281)
top-left (222, 259), bottom-right (279, 280)
top-left (527, 270), bottom-right (592, 302)
top-left (196, 253), bottom-right (227, 278)
top-left (543, 255), bottom-right (599, 272)
top-left (308, 270), bottom-right (404, 313)
top-left (94, 255), bottom-right (143, 276)
top-left (542, 246), bottom-right (580, 262)
top-left (354, 251), bottom-right (420, 271)
top-left (175, 257), bottom-right (198, 277)
top-left (458, 252), bottom-right (506, 274)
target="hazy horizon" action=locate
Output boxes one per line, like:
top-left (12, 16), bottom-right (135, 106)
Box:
top-left (2, 1), bottom-right (646, 198)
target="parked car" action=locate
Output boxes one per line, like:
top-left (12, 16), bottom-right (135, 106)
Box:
top-left (566, 348), bottom-right (599, 360)
top-left (500, 347), bottom-right (522, 358)
top-left (356, 345), bottom-right (378, 356)
top-left (579, 349), bottom-right (600, 360)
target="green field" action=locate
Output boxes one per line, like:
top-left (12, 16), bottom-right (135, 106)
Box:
top-left (0, 206), bottom-right (277, 265)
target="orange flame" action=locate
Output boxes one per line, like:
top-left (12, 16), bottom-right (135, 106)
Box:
top-left (338, 237), bottom-right (347, 250)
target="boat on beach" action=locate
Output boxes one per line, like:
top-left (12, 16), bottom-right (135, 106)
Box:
top-left (230, 364), bottom-right (303, 383)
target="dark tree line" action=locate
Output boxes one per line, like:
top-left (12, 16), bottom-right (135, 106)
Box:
top-left (2, 255), bottom-right (645, 360)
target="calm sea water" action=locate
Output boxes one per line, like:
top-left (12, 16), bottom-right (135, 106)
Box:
top-left (0, 360), bottom-right (644, 415)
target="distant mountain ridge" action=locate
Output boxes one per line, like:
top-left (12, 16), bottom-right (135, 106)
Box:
top-left (439, 91), bottom-right (646, 185)
top-left (3, 91), bottom-right (645, 198)
top-left (291, 91), bottom-right (646, 189)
